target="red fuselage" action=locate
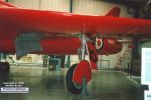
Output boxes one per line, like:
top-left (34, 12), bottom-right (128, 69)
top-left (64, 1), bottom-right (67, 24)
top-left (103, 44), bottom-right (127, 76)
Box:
top-left (0, 36), bottom-right (122, 55)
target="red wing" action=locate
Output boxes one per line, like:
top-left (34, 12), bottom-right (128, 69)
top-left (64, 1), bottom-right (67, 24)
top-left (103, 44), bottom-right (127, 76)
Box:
top-left (0, 3), bottom-right (125, 57)
top-left (105, 7), bottom-right (121, 17)
top-left (0, 7), bottom-right (151, 38)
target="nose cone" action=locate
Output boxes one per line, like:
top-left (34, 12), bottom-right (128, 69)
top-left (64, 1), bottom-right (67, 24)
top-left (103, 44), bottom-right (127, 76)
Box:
top-left (97, 38), bottom-right (122, 55)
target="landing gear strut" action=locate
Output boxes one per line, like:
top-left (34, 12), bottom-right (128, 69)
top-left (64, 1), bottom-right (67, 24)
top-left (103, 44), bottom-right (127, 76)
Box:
top-left (66, 34), bottom-right (92, 95)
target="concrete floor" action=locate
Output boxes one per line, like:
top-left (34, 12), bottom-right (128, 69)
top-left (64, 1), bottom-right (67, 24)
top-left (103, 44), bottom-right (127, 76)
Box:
top-left (0, 66), bottom-right (144, 100)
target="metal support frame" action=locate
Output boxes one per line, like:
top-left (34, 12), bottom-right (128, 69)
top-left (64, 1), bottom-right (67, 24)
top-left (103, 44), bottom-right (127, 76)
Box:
top-left (128, 63), bottom-right (131, 77)
top-left (0, 53), bottom-right (7, 62)
top-left (80, 77), bottom-right (89, 96)
top-left (66, 55), bottom-right (70, 68)
top-left (81, 34), bottom-right (87, 60)
top-left (70, 0), bottom-right (73, 13)
top-left (39, 0), bottom-right (42, 9)
top-left (131, 37), bottom-right (139, 59)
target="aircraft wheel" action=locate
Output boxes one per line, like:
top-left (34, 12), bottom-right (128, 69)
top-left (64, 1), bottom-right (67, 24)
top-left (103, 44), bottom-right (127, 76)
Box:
top-left (66, 64), bottom-right (82, 94)
top-left (0, 62), bottom-right (10, 73)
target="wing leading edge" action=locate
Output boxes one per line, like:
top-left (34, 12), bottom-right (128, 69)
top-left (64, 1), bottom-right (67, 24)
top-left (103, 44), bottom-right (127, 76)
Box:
top-left (0, 7), bottom-right (151, 38)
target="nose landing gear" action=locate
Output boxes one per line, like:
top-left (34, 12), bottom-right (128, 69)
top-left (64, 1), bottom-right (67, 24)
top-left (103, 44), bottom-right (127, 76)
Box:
top-left (66, 34), bottom-right (93, 95)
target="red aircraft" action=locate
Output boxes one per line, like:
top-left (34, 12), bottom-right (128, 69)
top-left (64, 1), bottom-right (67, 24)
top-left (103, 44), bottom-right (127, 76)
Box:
top-left (0, 1), bottom-right (151, 94)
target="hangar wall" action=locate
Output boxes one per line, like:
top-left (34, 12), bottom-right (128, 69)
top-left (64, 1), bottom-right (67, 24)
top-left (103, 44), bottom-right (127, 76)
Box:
top-left (9, 0), bottom-right (132, 69)
top-left (40, 0), bottom-right (70, 11)
top-left (72, 0), bottom-right (133, 17)
top-left (10, 0), bottom-right (40, 9)
top-left (10, 0), bottom-right (134, 18)
top-left (10, 0), bottom-right (70, 11)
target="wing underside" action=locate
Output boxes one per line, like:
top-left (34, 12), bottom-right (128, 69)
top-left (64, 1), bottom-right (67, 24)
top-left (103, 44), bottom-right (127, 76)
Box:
top-left (0, 8), bottom-right (151, 38)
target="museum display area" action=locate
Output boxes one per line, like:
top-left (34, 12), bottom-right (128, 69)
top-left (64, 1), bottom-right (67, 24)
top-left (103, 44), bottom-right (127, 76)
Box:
top-left (0, 0), bottom-right (151, 100)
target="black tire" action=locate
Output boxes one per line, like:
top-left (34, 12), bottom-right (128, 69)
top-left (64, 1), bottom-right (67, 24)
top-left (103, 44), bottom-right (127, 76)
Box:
top-left (66, 64), bottom-right (82, 94)
top-left (0, 62), bottom-right (10, 73)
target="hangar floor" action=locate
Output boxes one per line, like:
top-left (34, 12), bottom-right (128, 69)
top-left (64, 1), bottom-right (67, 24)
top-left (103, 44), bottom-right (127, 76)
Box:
top-left (0, 66), bottom-right (143, 100)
